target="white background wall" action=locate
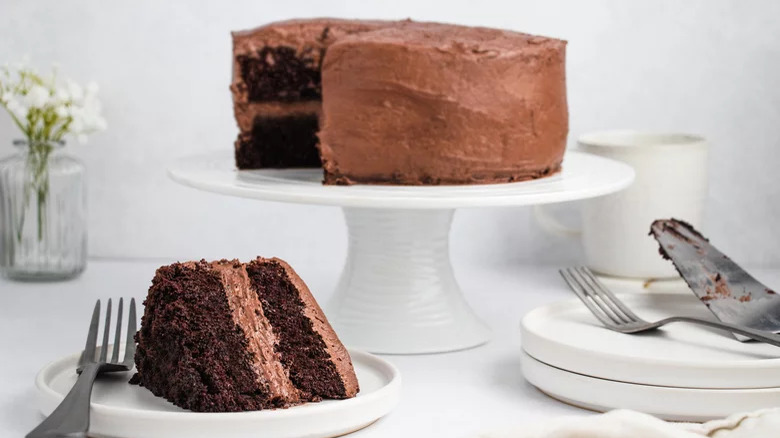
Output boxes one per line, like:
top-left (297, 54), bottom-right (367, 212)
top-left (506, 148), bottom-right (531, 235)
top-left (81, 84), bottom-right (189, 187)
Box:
top-left (1, 0), bottom-right (779, 274)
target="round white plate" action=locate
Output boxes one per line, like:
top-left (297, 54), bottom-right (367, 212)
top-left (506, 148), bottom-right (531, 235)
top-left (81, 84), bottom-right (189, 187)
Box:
top-left (167, 150), bottom-right (634, 209)
top-left (521, 293), bottom-right (780, 389)
top-left (521, 351), bottom-right (780, 422)
top-left (596, 274), bottom-right (689, 295)
top-left (36, 350), bottom-right (401, 438)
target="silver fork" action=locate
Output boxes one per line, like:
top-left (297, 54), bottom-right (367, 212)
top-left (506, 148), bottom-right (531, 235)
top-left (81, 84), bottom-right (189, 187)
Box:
top-left (560, 267), bottom-right (780, 347)
top-left (27, 298), bottom-right (137, 438)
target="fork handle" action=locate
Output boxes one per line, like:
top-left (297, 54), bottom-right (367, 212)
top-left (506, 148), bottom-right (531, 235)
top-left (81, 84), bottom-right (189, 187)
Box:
top-left (26, 363), bottom-right (101, 438)
top-left (663, 316), bottom-right (780, 347)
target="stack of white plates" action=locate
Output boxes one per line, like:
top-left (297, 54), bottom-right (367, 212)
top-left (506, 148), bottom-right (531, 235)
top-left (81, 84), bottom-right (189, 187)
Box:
top-left (520, 293), bottom-right (780, 422)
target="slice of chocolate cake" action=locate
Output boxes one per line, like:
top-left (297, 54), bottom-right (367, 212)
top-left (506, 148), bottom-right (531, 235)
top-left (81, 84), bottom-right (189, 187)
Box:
top-left (132, 257), bottom-right (358, 412)
top-left (230, 19), bottom-right (394, 170)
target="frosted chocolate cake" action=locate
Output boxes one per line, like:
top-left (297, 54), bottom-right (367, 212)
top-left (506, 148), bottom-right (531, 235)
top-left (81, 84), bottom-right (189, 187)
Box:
top-left (131, 257), bottom-right (358, 412)
top-left (231, 18), bottom-right (568, 185)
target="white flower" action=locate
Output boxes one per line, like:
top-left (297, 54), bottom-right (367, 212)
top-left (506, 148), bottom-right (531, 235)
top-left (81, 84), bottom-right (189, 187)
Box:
top-left (69, 113), bottom-right (84, 133)
top-left (54, 88), bottom-right (69, 103)
top-left (66, 80), bottom-right (83, 102)
top-left (82, 94), bottom-right (101, 112)
top-left (1, 59), bottom-right (106, 142)
top-left (25, 85), bottom-right (50, 108)
top-left (6, 98), bottom-right (29, 121)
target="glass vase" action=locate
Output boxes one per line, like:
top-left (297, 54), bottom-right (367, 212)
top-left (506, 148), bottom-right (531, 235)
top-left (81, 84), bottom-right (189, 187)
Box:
top-left (0, 140), bottom-right (87, 280)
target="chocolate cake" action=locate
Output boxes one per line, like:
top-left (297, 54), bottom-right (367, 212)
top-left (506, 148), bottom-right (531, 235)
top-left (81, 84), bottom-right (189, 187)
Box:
top-left (132, 257), bottom-right (358, 412)
top-left (230, 18), bottom-right (568, 185)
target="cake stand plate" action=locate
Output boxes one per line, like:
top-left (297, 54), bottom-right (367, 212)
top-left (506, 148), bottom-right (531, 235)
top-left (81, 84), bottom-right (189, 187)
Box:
top-left (169, 150), bottom-right (634, 354)
top-left (36, 349), bottom-right (401, 438)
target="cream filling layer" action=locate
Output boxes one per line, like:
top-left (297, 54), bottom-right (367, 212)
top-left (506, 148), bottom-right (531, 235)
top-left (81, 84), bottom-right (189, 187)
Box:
top-left (212, 261), bottom-right (300, 403)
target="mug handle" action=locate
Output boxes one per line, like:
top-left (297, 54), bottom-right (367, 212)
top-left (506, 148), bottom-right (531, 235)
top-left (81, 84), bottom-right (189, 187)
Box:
top-left (533, 204), bottom-right (582, 238)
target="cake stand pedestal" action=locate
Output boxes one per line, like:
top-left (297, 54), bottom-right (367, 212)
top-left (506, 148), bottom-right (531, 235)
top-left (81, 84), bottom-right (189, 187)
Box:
top-left (169, 151), bottom-right (634, 354)
top-left (333, 208), bottom-right (487, 354)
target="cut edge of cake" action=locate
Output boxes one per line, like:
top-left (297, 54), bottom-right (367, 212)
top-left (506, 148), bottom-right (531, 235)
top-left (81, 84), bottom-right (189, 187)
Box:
top-left (230, 18), bottom-right (398, 171)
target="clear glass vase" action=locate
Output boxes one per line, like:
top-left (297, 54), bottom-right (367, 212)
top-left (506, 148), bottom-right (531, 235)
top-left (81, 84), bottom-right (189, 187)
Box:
top-left (0, 140), bottom-right (87, 280)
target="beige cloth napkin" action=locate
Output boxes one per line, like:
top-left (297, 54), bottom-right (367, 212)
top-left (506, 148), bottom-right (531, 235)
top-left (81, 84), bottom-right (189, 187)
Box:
top-left (474, 409), bottom-right (780, 438)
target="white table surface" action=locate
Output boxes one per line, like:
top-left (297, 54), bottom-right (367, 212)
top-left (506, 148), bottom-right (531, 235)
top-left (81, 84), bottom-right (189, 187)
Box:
top-left (2, 260), bottom-right (778, 437)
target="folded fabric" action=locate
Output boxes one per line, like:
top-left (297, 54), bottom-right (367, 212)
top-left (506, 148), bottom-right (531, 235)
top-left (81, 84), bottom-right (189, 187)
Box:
top-left (474, 408), bottom-right (780, 438)
top-left (702, 409), bottom-right (780, 437)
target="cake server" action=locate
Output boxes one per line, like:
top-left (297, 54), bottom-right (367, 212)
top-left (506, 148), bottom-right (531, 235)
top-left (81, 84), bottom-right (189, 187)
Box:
top-left (650, 219), bottom-right (780, 340)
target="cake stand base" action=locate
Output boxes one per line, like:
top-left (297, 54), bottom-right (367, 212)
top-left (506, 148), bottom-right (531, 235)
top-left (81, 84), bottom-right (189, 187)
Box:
top-left (326, 208), bottom-right (491, 354)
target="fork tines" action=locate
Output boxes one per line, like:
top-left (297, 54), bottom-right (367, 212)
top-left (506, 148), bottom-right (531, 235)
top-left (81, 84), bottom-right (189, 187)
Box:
top-left (78, 298), bottom-right (137, 372)
top-left (559, 267), bottom-right (640, 328)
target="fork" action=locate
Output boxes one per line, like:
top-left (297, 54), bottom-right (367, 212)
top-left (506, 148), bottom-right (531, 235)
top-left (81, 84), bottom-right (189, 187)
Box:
top-left (27, 298), bottom-right (137, 438)
top-left (559, 267), bottom-right (780, 347)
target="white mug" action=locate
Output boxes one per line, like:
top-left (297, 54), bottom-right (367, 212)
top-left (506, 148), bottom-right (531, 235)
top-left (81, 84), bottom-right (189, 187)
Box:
top-left (537, 131), bottom-right (709, 279)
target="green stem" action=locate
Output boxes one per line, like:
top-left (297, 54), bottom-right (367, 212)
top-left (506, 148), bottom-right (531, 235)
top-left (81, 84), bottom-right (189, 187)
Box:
top-left (16, 138), bottom-right (53, 243)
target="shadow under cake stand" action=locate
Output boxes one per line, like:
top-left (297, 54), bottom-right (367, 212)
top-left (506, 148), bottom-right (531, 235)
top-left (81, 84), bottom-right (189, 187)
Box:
top-left (168, 151), bottom-right (634, 354)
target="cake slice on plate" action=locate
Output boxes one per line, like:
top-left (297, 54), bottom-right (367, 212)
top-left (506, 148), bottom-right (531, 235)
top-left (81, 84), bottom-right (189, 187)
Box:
top-left (131, 257), bottom-right (358, 412)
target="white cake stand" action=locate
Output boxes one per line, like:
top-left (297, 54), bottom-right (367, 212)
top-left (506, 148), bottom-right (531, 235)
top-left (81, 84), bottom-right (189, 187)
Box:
top-left (168, 151), bottom-right (634, 354)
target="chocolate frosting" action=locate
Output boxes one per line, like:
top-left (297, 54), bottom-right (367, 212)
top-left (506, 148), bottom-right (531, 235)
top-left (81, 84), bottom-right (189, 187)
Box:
top-left (318, 22), bottom-right (568, 184)
top-left (210, 260), bottom-right (302, 404)
top-left (234, 101), bottom-right (322, 133)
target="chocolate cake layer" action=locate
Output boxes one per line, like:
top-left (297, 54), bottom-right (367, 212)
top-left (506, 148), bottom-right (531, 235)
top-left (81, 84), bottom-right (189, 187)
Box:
top-left (237, 46), bottom-right (322, 103)
top-left (247, 258), bottom-right (357, 399)
top-left (319, 22), bottom-right (568, 185)
top-left (133, 258), bottom-right (359, 412)
top-left (235, 114), bottom-right (321, 169)
top-left (231, 19), bottom-right (392, 105)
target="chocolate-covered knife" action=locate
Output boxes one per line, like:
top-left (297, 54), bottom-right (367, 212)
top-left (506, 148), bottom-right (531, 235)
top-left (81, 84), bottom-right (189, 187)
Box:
top-left (650, 219), bottom-right (780, 340)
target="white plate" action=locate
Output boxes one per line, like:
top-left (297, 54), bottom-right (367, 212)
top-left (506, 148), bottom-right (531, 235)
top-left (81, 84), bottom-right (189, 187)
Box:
top-left (596, 274), bottom-right (689, 295)
top-left (167, 150), bottom-right (634, 209)
top-left (522, 351), bottom-right (780, 422)
top-left (521, 293), bottom-right (780, 389)
top-left (36, 350), bottom-right (401, 438)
